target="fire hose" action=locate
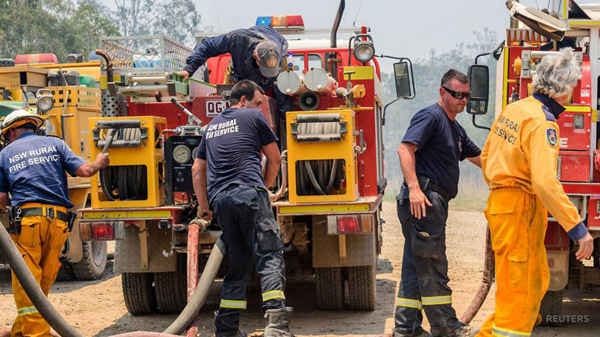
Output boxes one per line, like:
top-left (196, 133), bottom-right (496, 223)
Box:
top-left (0, 221), bottom-right (225, 337)
top-left (460, 228), bottom-right (495, 324)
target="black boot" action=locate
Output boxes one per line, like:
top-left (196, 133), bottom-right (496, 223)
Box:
top-left (392, 328), bottom-right (432, 337)
top-left (264, 307), bottom-right (293, 337)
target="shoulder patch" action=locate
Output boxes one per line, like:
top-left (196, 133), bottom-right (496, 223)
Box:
top-left (542, 105), bottom-right (555, 121)
top-left (546, 128), bottom-right (558, 146)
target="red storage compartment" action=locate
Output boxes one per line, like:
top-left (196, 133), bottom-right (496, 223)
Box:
top-left (557, 106), bottom-right (591, 151)
top-left (544, 221), bottom-right (570, 251)
top-left (14, 53), bottom-right (58, 65)
top-left (587, 197), bottom-right (600, 229)
top-left (558, 150), bottom-right (590, 182)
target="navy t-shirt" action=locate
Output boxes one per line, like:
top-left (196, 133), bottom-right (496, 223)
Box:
top-left (197, 107), bottom-right (278, 204)
top-left (0, 133), bottom-right (85, 208)
top-left (402, 103), bottom-right (480, 198)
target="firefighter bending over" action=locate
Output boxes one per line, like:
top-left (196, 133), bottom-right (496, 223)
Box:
top-left (477, 50), bottom-right (593, 337)
top-left (192, 80), bottom-right (291, 337)
top-left (0, 110), bottom-right (109, 337)
top-left (179, 25), bottom-right (290, 118)
top-left (394, 69), bottom-right (481, 337)
top-left (180, 25), bottom-right (286, 85)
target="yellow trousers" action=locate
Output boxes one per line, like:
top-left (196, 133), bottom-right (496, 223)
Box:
top-left (476, 188), bottom-right (549, 337)
top-left (10, 212), bottom-right (68, 337)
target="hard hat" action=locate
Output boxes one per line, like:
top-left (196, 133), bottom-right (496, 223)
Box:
top-left (1, 109), bottom-right (44, 135)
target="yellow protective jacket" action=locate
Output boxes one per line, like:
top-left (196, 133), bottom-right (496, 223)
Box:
top-left (481, 95), bottom-right (586, 239)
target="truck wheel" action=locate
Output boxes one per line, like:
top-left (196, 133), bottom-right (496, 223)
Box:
top-left (539, 290), bottom-right (563, 326)
top-left (315, 267), bottom-right (343, 309)
top-left (71, 241), bottom-right (108, 280)
top-left (345, 265), bottom-right (376, 311)
top-left (154, 271), bottom-right (187, 313)
top-left (122, 272), bottom-right (156, 315)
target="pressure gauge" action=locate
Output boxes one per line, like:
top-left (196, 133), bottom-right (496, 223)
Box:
top-left (173, 144), bottom-right (191, 164)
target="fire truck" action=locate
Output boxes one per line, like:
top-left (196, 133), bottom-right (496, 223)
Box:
top-left (0, 54), bottom-right (108, 280)
top-left (79, 0), bottom-right (414, 314)
top-left (467, 0), bottom-right (600, 319)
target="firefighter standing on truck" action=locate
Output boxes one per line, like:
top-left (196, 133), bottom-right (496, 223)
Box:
top-left (0, 110), bottom-right (109, 337)
top-left (393, 69), bottom-right (481, 337)
top-left (191, 80), bottom-right (291, 337)
top-left (477, 50), bottom-right (594, 337)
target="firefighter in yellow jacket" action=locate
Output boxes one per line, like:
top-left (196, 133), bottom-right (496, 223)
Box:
top-left (477, 50), bottom-right (594, 337)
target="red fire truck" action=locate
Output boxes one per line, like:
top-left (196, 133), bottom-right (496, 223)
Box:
top-left (79, 0), bottom-right (414, 314)
top-left (467, 0), bottom-right (600, 319)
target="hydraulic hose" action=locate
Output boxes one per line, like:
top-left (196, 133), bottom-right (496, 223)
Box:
top-left (0, 224), bottom-right (84, 337)
top-left (0, 220), bottom-right (225, 337)
top-left (163, 238), bottom-right (225, 335)
top-left (460, 227), bottom-right (494, 324)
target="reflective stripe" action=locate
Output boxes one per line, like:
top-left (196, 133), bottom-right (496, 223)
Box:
top-left (17, 306), bottom-right (39, 316)
top-left (262, 290), bottom-right (285, 302)
top-left (421, 295), bottom-right (452, 306)
top-left (219, 299), bottom-right (247, 309)
top-left (492, 325), bottom-right (531, 337)
top-left (396, 297), bottom-right (422, 310)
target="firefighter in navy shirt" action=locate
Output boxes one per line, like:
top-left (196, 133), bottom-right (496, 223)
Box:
top-left (393, 70), bottom-right (481, 337)
top-left (0, 110), bottom-right (109, 337)
top-left (179, 25), bottom-right (290, 121)
top-left (192, 80), bottom-right (291, 337)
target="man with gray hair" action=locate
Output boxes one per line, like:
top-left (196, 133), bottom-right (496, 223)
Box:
top-left (477, 49), bottom-right (594, 337)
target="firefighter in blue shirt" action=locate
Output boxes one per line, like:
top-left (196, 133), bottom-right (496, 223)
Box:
top-left (393, 69), bottom-right (481, 337)
top-left (0, 110), bottom-right (109, 337)
top-left (192, 80), bottom-right (291, 337)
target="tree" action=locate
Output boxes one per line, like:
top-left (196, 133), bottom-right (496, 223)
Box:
top-left (112, 0), bottom-right (201, 45)
top-left (0, 0), bottom-right (119, 60)
top-left (150, 0), bottom-right (201, 46)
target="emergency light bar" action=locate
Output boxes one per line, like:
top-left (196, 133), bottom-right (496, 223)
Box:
top-left (256, 15), bottom-right (305, 33)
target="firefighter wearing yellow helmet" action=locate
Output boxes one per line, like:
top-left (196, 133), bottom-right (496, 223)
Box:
top-left (477, 50), bottom-right (594, 337)
top-left (0, 109), bottom-right (109, 337)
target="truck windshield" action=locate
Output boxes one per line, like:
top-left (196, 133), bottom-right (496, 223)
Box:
top-left (289, 53), bottom-right (323, 74)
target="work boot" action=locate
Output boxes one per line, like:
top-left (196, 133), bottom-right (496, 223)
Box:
top-left (263, 307), bottom-right (293, 337)
top-left (449, 325), bottom-right (472, 337)
top-left (217, 330), bottom-right (246, 337)
top-left (392, 328), bottom-right (432, 337)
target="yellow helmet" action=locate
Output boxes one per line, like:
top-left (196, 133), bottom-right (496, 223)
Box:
top-left (1, 109), bottom-right (44, 135)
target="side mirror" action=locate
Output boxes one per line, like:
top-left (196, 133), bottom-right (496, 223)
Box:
top-left (393, 61), bottom-right (414, 99)
top-left (467, 64), bottom-right (489, 115)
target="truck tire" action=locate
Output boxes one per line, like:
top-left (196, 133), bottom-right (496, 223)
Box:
top-left (315, 267), bottom-right (343, 309)
top-left (539, 290), bottom-right (563, 326)
top-left (71, 241), bottom-right (108, 280)
top-left (345, 265), bottom-right (376, 311)
top-left (122, 272), bottom-right (156, 315)
top-left (154, 271), bottom-right (187, 313)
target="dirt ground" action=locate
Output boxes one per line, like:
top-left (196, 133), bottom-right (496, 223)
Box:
top-left (1, 201), bottom-right (600, 337)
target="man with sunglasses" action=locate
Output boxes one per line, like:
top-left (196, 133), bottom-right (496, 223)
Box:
top-left (393, 69), bottom-right (481, 337)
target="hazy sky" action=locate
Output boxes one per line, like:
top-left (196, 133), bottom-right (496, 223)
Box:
top-left (194, 0), bottom-right (510, 60)
top-left (103, 1), bottom-right (597, 61)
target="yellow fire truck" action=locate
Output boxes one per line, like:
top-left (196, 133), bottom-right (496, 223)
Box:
top-left (0, 55), bottom-right (108, 280)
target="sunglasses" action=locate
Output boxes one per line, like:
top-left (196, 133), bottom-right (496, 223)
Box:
top-left (442, 86), bottom-right (470, 100)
